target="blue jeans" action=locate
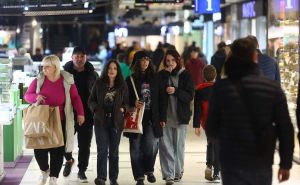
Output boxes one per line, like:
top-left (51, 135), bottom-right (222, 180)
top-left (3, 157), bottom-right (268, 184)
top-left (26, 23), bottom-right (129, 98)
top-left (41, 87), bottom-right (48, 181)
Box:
top-left (221, 167), bottom-right (272, 185)
top-left (129, 124), bottom-right (159, 180)
top-left (94, 123), bottom-right (121, 181)
top-left (159, 124), bottom-right (187, 179)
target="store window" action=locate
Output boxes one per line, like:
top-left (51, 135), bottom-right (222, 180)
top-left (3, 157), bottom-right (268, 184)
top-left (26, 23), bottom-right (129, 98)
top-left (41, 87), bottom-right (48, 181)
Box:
top-left (268, 0), bottom-right (299, 159)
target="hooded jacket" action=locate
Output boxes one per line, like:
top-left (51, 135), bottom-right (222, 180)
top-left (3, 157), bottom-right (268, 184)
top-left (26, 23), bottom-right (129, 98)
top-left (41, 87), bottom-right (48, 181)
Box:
top-left (193, 82), bottom-right (214, 129)
top-left (206, 57), bottom-right (294, 170)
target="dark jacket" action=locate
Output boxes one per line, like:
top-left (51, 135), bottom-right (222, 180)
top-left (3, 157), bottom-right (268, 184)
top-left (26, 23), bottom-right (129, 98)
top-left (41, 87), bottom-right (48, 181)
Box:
top-left (64, 61), bottom-right (98, 125)
top-left (257, 50), bottom-right (281, 83)
top-left (206, 63), bottom-right (294, 170)
top-left (211, 49), bottom-right (227, 80)
top-left (159, 69), bottom-right (194, 125)
top-left (193, 82), bottom-right (214, 129)
top-left (88, 78), bottom-right (129, 130)
top-left (124, 73), bottom-right (163, 138)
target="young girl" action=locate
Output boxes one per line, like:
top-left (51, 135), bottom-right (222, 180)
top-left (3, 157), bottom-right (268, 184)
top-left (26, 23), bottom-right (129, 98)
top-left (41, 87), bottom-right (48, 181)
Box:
top-left (88, 60), bottom-right (128, 185)
top-left (125, 51), bottom-right (162, 185)
top-left (159, 49), bottom-right (194, 185)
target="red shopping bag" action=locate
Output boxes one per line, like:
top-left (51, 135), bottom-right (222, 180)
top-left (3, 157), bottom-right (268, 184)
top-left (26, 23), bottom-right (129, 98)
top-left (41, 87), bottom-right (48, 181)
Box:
top-left (123, 76), bottom-right (144, 134)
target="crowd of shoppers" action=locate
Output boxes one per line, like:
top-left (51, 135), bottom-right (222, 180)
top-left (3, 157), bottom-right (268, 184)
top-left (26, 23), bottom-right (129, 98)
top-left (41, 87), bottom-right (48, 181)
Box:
top-left (24, 35), bottom-right (299, 185)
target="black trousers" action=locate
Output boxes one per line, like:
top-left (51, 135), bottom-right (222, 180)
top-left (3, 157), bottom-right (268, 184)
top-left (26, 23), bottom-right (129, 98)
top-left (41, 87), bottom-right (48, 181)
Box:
top-left (34, 120), bottom-right (66, 178)
top-left (64, 123), bottom-right (93, 172)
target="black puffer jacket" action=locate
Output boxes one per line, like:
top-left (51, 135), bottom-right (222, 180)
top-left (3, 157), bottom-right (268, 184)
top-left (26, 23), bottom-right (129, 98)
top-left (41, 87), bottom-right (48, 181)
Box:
top-left (124, 73), bottom-right (162, 138)
top-left (88, 78), bottom-right (129, 130)
top-left (206, 63), bottom-right (294, 170)
top-left (159, 69), bottom-right (194, 125)
top-left (64, 61), bottom-right (98, 125)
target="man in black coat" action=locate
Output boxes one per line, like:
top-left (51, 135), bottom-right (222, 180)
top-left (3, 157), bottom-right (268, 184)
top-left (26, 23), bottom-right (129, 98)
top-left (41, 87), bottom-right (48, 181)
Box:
top-left (211, 41), bottom-right (227, 80)
top-left (206, 38), bottom-right (294, 185)
top-left (63, 47), bottom-right (98, 183)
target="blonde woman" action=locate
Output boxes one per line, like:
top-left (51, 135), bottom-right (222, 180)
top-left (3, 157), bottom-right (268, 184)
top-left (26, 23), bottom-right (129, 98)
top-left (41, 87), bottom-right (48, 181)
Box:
top-left (24, 55), bottom-right (84, 185)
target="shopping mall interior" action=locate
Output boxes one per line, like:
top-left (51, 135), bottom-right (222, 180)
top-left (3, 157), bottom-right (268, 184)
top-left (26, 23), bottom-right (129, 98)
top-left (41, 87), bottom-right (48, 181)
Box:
top-left (0, 0), bottom-right (300, 185)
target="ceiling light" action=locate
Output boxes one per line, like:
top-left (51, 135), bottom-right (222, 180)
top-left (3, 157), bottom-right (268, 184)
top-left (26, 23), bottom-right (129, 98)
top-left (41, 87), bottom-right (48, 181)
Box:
top-left (84, 2), bottom-right (89, 8)
top-left (32, 19), bottom-right (37, 27)
top-left (24, 9), bottom-right (90, 16)
top-left (24, 6), bottom-right (29, 11)
top-left (16, 28), bottom-right (20, 33)
top-left (89, 9), bottom-right (93, 13)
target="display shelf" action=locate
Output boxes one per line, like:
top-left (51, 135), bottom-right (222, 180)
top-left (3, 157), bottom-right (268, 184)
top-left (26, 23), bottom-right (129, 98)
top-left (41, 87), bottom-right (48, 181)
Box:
top-left (0, 125), bottom-right (5, 183)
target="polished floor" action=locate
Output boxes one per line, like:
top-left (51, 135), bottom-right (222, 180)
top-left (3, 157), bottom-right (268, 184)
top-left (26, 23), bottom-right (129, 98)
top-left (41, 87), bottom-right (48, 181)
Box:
top-left (20, 126), bottom-right (300, 185)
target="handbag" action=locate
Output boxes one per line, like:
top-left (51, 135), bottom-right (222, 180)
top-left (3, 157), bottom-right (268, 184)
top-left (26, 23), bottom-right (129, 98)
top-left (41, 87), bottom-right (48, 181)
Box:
top-left (23, 104), bottom-right (51, 138)
top-left (24, 106), bottom-right (64, 149)
top-left (123, 76), bottom-right (145, 134)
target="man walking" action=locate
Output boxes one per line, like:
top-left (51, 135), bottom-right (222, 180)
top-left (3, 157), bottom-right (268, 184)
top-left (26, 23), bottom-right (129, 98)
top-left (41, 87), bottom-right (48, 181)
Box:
top-left (63, 47), bottom-right (98, 183)
top-left (206, 38), bottom-right (294, 185)
top-left (247, 35), bottom-right (280, 83)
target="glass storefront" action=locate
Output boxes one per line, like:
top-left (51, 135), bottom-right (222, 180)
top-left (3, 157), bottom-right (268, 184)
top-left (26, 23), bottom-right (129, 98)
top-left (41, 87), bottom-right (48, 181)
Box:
top-left (268, 0), bottom-right (299, 160)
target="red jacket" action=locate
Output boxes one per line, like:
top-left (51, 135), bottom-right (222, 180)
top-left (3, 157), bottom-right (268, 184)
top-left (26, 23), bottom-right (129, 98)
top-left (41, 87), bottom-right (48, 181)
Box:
top-left (193, 82), bottom-right (214, 129)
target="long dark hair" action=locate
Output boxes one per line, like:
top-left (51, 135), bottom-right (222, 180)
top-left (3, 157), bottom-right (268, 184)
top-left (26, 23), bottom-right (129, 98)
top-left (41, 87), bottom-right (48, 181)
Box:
top-left (163, 49), bottom-right (182, 71)
top-left (132, 57), bottom-right (155, 80)
top-left (100, 59), bottom-right (125, 88)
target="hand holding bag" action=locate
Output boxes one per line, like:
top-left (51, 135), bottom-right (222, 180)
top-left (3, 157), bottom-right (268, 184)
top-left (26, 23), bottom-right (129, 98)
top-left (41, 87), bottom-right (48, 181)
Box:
top-left (23, 104), bottom-right (51, 138)
top-left (123, 76), bottom-right (145, 134)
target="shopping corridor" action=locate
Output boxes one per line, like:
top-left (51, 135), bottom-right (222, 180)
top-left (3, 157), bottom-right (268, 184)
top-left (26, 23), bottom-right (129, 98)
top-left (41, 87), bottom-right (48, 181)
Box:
top-left (19, 126), bottom-right (300, 185)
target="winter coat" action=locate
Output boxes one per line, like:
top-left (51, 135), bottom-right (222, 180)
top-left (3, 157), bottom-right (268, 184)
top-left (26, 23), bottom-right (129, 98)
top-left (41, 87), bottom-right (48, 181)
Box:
top-left (64, 61), bottom-right (98, 125)
top-left (257, 50), bottom-right (281, 83)
top-left (193, 82), bottom-right (214, 129)
top-left (88, 78), bottom-right (129, 130)
top-left (206, 64), bottom-right (294, 170)
top-left (211, 49), bottom-right (227, 80)
top-left (159, 69), bottom-right (194, 125)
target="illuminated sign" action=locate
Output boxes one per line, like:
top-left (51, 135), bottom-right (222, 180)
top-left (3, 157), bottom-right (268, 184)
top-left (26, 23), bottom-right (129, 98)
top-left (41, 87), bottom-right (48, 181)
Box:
top-left (242, 1), bottom-right (256, 18)
top-left (194, 0), bottom-right (220, 14)
top-left (135, 0), bottom-right (183, 3)
top-left (237, 0), bottom-right (264, 19)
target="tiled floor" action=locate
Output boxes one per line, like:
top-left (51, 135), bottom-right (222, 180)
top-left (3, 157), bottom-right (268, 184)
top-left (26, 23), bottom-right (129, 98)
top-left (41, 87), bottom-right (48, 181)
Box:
top-left (20, 126), bottom-right (300, 185)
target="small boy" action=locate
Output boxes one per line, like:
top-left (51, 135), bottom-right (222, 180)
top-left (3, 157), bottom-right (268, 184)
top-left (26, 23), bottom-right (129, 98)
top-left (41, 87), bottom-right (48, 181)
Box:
top-left (193, 65), bottom-right (220, 181)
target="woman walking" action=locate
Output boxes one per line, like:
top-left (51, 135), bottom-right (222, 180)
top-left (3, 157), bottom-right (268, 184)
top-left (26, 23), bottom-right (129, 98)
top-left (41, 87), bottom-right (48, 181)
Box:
top-left (124, 51), bottom-right (163, 185)
top-left (24, 55), bottom-right (84, 185)
top-left (88, 59), bottom-right (128, 185)
top-left (159, 49), bottom-right (194, 185)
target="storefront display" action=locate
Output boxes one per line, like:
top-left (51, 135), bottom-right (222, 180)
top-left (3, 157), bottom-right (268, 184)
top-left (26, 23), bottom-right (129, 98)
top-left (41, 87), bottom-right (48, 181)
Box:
top-left (268, 0), bottom-right (299, 160)
top-left (0, 58), bottom-right (13, 182)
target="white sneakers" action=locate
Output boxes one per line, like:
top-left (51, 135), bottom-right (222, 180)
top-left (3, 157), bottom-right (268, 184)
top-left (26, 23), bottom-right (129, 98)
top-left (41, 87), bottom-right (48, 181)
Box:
top-left (37, 170), bottom-right (58, 185)
top-left (48, 177), bottom-right (58, 185)
top-left (38, 169), bottom-right (50, 185)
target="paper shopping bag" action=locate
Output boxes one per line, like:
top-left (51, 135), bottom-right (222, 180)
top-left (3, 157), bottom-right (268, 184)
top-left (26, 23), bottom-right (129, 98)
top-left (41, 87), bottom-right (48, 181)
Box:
top-left (24, 106), bottom-right (64, 149)
top-left (23, 105), bottom-right (51, 138)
